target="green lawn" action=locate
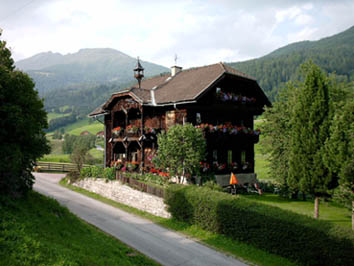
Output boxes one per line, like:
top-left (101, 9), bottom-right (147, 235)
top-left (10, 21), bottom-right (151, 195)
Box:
top-left (0, 191), bottom-right (159, 266)
top-left (254, 141), bottom-right (271, 180)
top-left (241, 193), bottom-right (352, 229)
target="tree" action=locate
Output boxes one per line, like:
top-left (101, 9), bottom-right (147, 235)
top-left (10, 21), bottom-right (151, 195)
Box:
top-left (0, 32), bottom-right (50, 196)
top-left (71, 144), bottom-right (89, 173)
top-left (62, 134), bottom-right (96, 154)
top-left (261, 83), bottom-right (298, 195)
top-left (324, 100), bottom-right (354, 229)
top-left (154, 123), bottom-right (206, 183)
top-left (288, 61), bottom-right (334, 219)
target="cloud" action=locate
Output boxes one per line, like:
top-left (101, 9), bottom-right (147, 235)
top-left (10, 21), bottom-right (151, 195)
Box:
top-left (294, 14), bottom-right (314, 26)
top-left (1, 0), bottom-right (353, 68)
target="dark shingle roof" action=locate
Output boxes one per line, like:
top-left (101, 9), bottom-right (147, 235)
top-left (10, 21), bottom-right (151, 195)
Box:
top-left (89, 62), bottom-right (261, 116)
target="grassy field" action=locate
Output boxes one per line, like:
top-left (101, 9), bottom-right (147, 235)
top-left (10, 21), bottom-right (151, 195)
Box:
top-left (0, 191), bottom-right (159, 266)
top-left (40, 138), bottom-right (71, 163)
top-left (40, 143), bottom-right (103, 163)
top-left (89, 148), bottom-right (104, 160)
top-left (60, 118), bottom-right (103, 135)
top-left (241, 193), bottom-right (352, 229)
top-left (47, 118), bottom-right (103, 136)
top-left (254, 141), bottom-right (271, 180)
top-left (40, 154), bottom-right (71, 163)
top-left (68, 121), bottom-right (103, 135)
top-left (43, 118), bottom-right (104, 163)
top-left (47, 112), bottom-right (71, 122)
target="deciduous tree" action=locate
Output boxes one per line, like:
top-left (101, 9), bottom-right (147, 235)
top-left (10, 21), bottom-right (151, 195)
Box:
top-left (0, 32), bottom-right (50, 196)
top-left (154, 124), bottom-right (206, 183)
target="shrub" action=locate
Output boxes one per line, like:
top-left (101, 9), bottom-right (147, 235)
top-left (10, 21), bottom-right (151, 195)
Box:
top-left (80, 167), bottom-right (92, 178)
top-left (203, 180), bottom-right (223, 192)
top-left (164, 185), bottom-right (354, 266)
top-left (90, 166), bottom-right (104, 178)
top-left (257, 180), bottom-right (281, 193)
top-left (103, 167), bottom-right (116, 180)
top-left (67, 170), bottom-right (80, 184)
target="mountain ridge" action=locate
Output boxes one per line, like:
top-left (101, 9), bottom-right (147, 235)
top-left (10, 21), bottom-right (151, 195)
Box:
top-left (228, 25), bottom-right (354, 99)
top-left (16, 48), bottom-right (169, 95)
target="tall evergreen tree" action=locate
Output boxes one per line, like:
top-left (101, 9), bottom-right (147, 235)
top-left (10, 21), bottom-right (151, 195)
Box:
top-left (324, 100), bottom-right (354, 229)
top-left (288, 61), bottom-right (334, 218)
top-left (261, 83), bottom-right (298, 194)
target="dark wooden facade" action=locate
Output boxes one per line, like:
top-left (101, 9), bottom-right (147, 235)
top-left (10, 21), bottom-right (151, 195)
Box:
top-left (91, 63), bottom-right (270, 175)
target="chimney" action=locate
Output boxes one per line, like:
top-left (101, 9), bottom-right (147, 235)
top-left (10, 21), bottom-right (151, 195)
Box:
top-left (171, 66), bottom-right (182, 77)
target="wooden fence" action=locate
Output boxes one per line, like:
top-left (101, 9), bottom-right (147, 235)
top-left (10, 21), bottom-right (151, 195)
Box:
top-left (35, 161), bottom-right (90, 172)
top-left (116, 173), bottom-right (165, 198)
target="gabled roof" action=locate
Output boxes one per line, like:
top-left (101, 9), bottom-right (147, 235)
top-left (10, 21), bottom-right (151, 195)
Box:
top-left (89, 62), bottom-right (266, 116)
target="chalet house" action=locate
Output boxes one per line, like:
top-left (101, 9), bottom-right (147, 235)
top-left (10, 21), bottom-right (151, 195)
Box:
top-left (89, 60), bottom-right (270, 176)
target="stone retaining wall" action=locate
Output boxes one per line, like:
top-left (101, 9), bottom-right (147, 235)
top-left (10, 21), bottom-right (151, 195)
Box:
top-left (73, 178), bottom-right (171, 218)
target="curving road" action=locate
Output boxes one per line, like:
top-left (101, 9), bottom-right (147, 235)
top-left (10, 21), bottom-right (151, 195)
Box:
top-left (33, 173), bottom-right (247, 266)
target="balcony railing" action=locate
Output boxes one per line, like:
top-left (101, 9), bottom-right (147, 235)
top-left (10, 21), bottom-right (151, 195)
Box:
top-left (111, 126), bottom-right (161, 141)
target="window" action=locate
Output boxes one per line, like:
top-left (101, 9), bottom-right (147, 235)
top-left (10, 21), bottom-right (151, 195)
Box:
top-left (196, 113), bottom-right (201, 124)
top-left (241, 150), bottom-right (246, 164)
top-left (227, 150), bottom-right (232, 165)
top-left (213, 150), bottom-right (218, 161)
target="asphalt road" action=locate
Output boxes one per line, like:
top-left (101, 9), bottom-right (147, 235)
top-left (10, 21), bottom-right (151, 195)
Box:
top-left (33, 173), bottom-right (247, 266)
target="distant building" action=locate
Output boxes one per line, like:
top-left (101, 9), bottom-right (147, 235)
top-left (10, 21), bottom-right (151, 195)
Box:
top-left (89, 60), bottom-right (270, 175)
top-left (80, 131), bottom-right (91, 136)
top-left (96, 131), bottom-right (104, 137)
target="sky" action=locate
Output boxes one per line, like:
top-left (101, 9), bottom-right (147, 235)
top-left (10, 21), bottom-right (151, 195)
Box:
top-left (0, 0), bottom-right (354, 68)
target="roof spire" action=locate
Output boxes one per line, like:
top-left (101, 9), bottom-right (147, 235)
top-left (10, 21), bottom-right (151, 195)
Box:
top-left (134, 57), bottom-right (144, 88)
top-left (174, 54), bottom-right (178, 65)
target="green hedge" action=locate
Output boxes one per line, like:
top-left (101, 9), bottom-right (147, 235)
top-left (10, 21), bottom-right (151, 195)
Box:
top-left (80, 166), bottom-right (114, 179)
top-left (165, 185), bottom-right (354, 266)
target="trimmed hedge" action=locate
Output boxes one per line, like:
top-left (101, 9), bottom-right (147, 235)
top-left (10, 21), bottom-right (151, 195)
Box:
top-left (165, 185), bottom-right (354, 266)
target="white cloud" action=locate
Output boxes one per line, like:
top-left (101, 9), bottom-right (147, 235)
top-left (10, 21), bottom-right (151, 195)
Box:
top-left (294, 14), bottom-right (314, 25)
top-left (302, 3), bottom-right (314, 10)
top-left (0, 0), bottom-right (353, 68)
top-left (287, 26), bottom-right (318, 43)
top-left (276, 7), bottom-right (302, 23)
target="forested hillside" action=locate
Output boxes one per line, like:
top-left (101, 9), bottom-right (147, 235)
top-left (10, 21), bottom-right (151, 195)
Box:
top-left (43, 81), bottom-right (137, 131)
top-left (16, 48), bottom-right (168, 95)
top-left (228, 25), bottom-right (354, 100)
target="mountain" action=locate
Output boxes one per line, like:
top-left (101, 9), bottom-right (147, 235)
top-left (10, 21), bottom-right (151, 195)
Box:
top-left (15, 48), bottom-right (169, 95)
top-left (228, 25), bottom-right (354, 100)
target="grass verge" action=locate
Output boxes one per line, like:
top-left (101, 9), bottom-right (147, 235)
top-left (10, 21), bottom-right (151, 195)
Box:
top-left (60, 178), bottom-right (298, 266)
top-left (241, 193), bottom-right (352, 229)
top-left (0, 191), bottom-right (159, 266)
